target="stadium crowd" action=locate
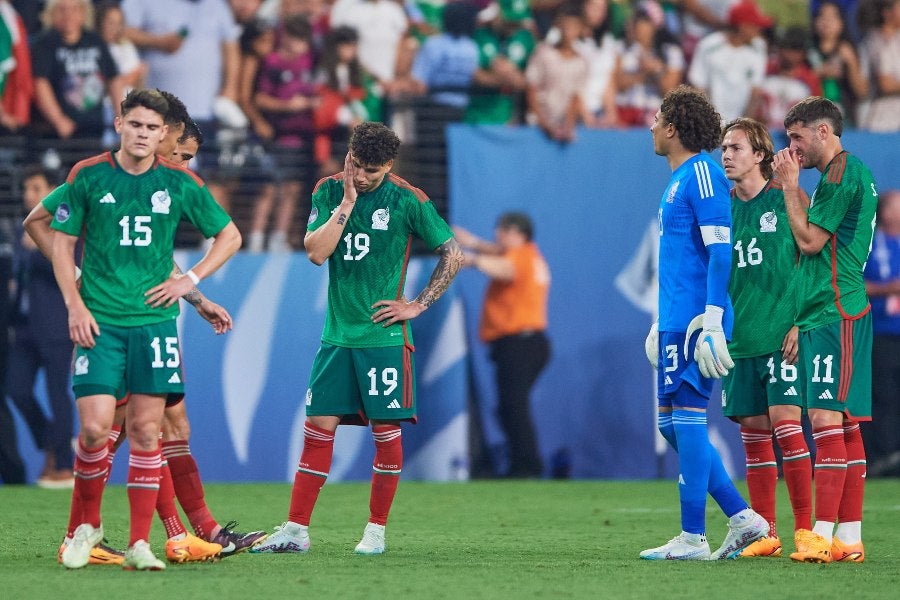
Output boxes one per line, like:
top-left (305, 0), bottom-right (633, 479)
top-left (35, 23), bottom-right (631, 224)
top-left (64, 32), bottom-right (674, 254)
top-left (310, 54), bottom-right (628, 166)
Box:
top-left (0, 0), bottom-right (899, 250)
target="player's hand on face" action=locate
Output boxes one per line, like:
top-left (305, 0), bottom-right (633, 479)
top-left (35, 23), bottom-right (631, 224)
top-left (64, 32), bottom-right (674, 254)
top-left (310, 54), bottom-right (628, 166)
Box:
top-left (195, 299), bottom-right (233, 334)
top-left (773, 148), bottom-right (800, 186)
top-left (343, 152), bottom-right (357, 205)
top-left (371, 299), bottom-right (425, 326)
top-left (781, 325), bottom-right (799, 365)
top-left (68, 302), bottom-right (100, 349)
top-left (145, 274), bottom-right (195, 308)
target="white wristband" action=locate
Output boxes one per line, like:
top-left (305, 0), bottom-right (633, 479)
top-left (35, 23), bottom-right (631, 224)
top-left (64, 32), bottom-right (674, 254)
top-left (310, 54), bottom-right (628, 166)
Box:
top-left (703, 305), bottom-right (724, 330)
top-left (185, 269), bottom-right (200, 285)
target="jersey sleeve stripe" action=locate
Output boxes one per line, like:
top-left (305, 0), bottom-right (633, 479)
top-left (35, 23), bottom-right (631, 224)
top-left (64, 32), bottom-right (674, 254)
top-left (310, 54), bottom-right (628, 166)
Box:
top-left (312, 173), bottom-right (341, 195)
top-left (694, 161), bottom-right (714, 199)
top-left (66, 152), bottom-right (114, 184)
top-left (157, 155), bottom-right (206, 187)
top-left (826, 152), bottom-right (847, 184)
top-left (388, 173), bottom-right (430, 202)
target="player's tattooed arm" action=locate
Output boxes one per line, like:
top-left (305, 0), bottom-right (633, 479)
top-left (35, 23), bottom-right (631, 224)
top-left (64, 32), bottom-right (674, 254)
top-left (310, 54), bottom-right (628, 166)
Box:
top-left (414, 237), bottom-right (464, 309)
top-left (171, 262), bottom-right (203, 307)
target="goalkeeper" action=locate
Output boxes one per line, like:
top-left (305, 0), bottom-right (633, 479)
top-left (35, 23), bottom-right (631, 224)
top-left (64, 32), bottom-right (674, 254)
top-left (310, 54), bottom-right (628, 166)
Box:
top-left (640, 86), bottom-right (768, 561)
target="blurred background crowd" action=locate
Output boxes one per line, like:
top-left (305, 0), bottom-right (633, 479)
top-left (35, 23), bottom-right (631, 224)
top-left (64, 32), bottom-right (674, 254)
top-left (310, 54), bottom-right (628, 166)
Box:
top-left (0, 0), bottom-right (898, 251)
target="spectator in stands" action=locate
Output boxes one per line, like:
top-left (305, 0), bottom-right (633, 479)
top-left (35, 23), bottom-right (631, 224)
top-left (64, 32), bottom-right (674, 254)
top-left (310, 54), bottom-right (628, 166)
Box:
top-left (314, 25), bottom-right (371, 177)
top-left (809, 0), bottom-right (869, 126)
top-left (96, 2), bottom-right (145, 92)
top-left (464, 0), bottom-right (535, 125)
top-left (525, 1), bottom-right (589, 142)
top-left (749, 26), bottom-right (822, 130)
top-left (858, 0), bottom-right (900, 131)
top-left (230, 0), bottom-right (266, 26)
top-left (687, 0), bottom-right (770, 122)
top-left (31, 0), bottom-right (125, 140)
top-left (278, 0), bottom-right (330, 51)
top-left (863, 189), bottom-right (900, 477)
top-left (678, 0), bottom-right (738, 60)
top-left (613, 0), bottom-right (683, 127)
top-left (0, 0), bottom-right (32, 133)
top-left (250, 14), bottom-right (318, 252)
top-left (812, 0), bottom-right (862, 42)
top-left (575, 0), bottom-right (622, 128)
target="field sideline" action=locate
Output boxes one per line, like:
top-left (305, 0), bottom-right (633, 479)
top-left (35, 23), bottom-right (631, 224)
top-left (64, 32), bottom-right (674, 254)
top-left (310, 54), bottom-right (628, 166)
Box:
top-left (1, 479), bottom-right (898, 599)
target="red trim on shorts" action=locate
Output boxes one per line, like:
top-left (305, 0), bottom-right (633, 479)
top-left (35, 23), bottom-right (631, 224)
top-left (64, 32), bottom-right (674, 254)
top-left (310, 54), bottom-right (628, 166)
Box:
top-left (838, 320), bottom-right (853, 402)
top-left (402, 344), bottom-right (413, 409)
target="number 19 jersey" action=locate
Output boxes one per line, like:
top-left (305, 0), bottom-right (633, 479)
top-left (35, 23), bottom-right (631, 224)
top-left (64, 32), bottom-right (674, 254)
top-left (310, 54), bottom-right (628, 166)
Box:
top-left (728, 180), bottom-right (798, 358)
top-left (308, 172), bottom-right (453, 348)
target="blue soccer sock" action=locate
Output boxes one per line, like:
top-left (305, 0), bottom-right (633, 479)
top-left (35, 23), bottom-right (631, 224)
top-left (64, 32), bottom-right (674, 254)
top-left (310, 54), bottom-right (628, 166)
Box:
top-left (673, 410), bottom-right (711, 534)
top-left (657, 412), bottom-right (677, 450)
top-left (707, 447), bottom-right (749, 518)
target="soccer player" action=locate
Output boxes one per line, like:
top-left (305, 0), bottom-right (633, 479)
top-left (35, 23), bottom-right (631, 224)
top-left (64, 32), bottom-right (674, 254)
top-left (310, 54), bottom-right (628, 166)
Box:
top-left (251, 121), bottom-right (463, 555)
top-left (773, 96), bottom-right (876, 563)
top-left (641, 85), bottom-right (768, 561)
top-left (52, 88), bottom-right (241, 570)
top-left (719, 117), bottom-right (813, 558)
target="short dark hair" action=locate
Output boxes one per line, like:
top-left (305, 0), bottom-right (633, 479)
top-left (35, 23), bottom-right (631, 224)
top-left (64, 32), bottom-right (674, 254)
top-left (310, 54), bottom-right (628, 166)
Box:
top-left (282, 14), bottom-right (312, 41)
top-left (22, 164), bottom-right (58, 187)
top-left (497, 211), bottom-right (534, 241)
top-left (179, 119), bottom-right (204, 147)
top-left (660, 85), bottom-right (723, 152)
top-left (722, 117), bottom-right (775, 180)
top-left (783, 96), bottom-right (843, 137)
top-left (158, 90), bottom-right (190, 129)
top-left (349, 121), bottom-right (400, 166)
top-left (120, 88), bottom-right (169, 119)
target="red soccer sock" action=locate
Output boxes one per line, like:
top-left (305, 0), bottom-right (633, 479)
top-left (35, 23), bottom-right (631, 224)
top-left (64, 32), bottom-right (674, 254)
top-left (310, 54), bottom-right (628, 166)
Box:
top-left (104, 425), bottom-right (121, 483)
top-left (127, 448), bottom-right (162, 546)
top-left (774, 419), bottom-right (812, 531)
top-left (812, 425), bottom-right (847, 524)
top-left (157, 459), bottom-right (187, 539)
top-left (70, 439), bottom-right (109, 535)
top-left (162, 440), bottom-right (217, 539)
top-left (369, 425), bottom-right (403, 526)
top-left (839, 421), bottom-right (866, 524)
top-left (288, 422), bottom-right (335, 526)
top-left (740, 426), bottom-right (777, 537)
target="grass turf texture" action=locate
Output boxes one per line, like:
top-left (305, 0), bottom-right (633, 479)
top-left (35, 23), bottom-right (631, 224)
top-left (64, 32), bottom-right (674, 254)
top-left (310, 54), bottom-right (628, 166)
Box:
top-left (1, 479), bottom-right (898, 599)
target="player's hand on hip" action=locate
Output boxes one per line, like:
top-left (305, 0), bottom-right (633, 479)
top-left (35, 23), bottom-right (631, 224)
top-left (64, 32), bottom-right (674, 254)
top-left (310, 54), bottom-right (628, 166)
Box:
top-left (645, 322), bottom-right (659, 369)
top-left (371, 299), bottom-right (425, 326)
top-left (68, 303), bottom-right (100, 349)
top-left (145, 274), bottom-right (195, 308)
top-left (684, 308), bottom-right (734, 379)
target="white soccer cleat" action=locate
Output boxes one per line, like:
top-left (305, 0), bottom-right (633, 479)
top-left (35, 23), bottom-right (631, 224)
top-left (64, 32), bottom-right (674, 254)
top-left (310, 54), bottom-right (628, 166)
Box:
top-left (640, 533), bottom-right (710, 560)
top-left (248, 522), bottom-right (310, 554)
top-left (710, 510), bottom-right (770, 559)
top-left (354, 523), bottom-right (386, 555)
top-left (61, 523), bottom-right (104, 569)
top-left (123, 539), bottom-right (166, 571)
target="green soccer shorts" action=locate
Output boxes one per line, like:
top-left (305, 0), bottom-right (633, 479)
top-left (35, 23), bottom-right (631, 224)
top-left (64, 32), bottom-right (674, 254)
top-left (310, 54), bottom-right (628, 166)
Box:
top-left (722, 350), bottom-right (804, 419)
top-left (798, 313), bottom-right (872, 421)
top-left (305, 342), bottom-right (417, 425)
top-left (72, 320), bottom-right (185, 399)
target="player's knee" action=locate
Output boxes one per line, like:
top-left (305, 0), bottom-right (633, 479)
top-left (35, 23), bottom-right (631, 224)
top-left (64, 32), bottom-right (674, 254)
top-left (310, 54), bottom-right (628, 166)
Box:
top-left (79, 422), bottom-right (111, 448)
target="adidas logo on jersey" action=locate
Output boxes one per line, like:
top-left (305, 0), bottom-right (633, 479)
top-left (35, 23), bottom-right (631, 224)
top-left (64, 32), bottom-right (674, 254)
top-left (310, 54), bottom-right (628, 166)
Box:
top-left (386, 399), bottom-right (402, 409)
top-left (783, 386), bottom-right (798, 396)
top-left (664, 376), bottom-right (673, 386)
top-left (168, 372), bottom-right (181, 384)
top-left (818, 389), bottom-right (834, 400)
top-left (99, 192), bottom-right (116, 204)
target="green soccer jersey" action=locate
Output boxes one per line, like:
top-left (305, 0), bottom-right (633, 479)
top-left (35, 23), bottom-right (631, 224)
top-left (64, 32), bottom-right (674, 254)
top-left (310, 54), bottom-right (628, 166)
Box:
top-left (728, 180), bottom-right (798, 358)
top-left (51, 152), bottom-right (232, 327)
top-left (42, 182), bottom-right (66, 213)
top-left (796, 151), bottom-right (878, 330)
top-left (308, 172), bottom-right (453, 348)
top-left (464, 27), bottom-right (535, 125)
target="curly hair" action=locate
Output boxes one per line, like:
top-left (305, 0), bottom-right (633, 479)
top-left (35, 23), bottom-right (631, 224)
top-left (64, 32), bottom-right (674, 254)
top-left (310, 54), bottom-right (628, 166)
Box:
top-left (659, 85), bottom-right (722, 152)
top-left (722, 117), bottom-right (775, 180)
top-left (784, 96), bottom-right (843, 137)
top-left (349, 122), bottom-right (400, 166)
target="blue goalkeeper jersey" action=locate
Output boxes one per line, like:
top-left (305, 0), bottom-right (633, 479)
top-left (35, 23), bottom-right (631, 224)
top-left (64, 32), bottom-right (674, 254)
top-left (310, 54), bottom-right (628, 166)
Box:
top-left (657, 152), bottom-right (734, 333)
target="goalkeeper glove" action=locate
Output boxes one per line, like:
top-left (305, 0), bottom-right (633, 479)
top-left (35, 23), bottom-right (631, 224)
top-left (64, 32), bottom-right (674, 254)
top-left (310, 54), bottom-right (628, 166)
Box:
top-left (645, 322), bottom-right (659, 369)
top-left (684, 306), bottom-right (734, 379)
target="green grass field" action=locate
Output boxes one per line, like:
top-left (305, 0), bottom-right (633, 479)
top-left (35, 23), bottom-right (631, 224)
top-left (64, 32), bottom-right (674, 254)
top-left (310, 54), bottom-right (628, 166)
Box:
top-left (2, 479), bottom-right (898, 599)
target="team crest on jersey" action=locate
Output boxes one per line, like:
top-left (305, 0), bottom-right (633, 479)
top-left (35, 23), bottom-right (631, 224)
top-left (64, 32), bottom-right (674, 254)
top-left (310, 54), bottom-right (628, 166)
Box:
top-left (74, 355), bottom-right (89, 376)
top-left (372, 208), bottom-right (390, 230)
top-left (151, 190), bottom-right (171, 214)
top-left (759, 211), bottom-right (777, 232)
top-left (665, 181), bottom-right (680, 203)
top-left (55, 203), bottom-right (71, 223)
top-left (308, 207), bottom-right (318, 224)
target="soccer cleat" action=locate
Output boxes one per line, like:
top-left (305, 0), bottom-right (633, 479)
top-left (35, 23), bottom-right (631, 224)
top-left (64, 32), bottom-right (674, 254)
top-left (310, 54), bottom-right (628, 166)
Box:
top-left (123, 540), bottom-right (166, 571)
top-left (61, 523), bottom-right (104, 569)
top-left (248, 522), bottom-right (310, 554)
top-left (210, 521), bottom-right (268, 557)
top-left (58, 539), bottom-right (124, 565)
top-left (639, 533), bottom-right (710, 560)
top-left (831, 537), bottom-right (864, 563)
top-left (354, 522), bottom-right (386, 555)
top-left (739, 536), bottom-right (782, 557)
top-left (710, 511), bottom-right (769, 559)
top-left (165, 533), bottom-right (222, 563)
top-left (789, 529), bottom-right (832, 563)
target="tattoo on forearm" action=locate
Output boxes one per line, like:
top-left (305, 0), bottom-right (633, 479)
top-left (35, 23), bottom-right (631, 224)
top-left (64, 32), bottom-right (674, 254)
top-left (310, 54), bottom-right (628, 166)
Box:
top-left (337, 213), bottom-right (347, 226)
top-left (415, 238), bottom-right (464, 309)
top-left (173, 262), bottom-right (201, 303)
